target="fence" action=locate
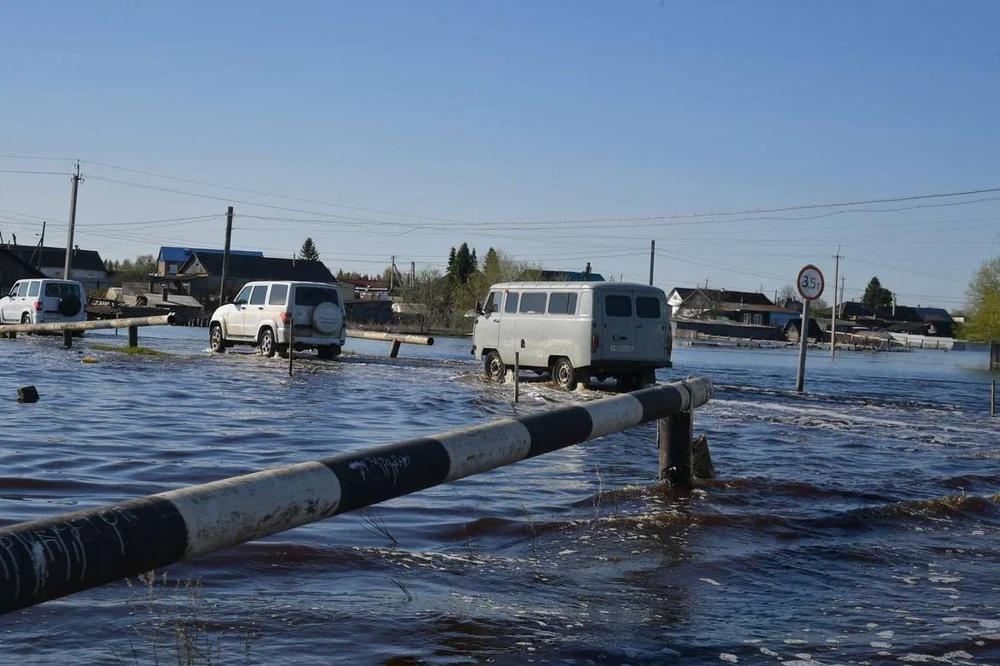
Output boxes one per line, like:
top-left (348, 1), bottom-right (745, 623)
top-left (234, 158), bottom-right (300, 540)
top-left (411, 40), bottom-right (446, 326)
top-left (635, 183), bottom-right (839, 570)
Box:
top-left (0, 377), bottom-right (712, 614)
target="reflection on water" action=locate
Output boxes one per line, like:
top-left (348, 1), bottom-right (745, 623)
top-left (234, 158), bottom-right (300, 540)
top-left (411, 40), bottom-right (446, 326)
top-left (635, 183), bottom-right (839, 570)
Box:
top-left (2, 327), bottom-right (999, 663)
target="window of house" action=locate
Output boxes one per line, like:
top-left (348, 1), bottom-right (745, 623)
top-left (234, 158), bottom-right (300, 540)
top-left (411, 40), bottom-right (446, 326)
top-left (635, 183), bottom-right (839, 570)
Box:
top-left (268, 284), bottom-right (288, 305)
top-left (519, 292), bottom-right (547, 314)
top-left (605, 294), bottom-right (632, 317)
top-left (249, 285), bottom-right (268, 305)
top-left (504, 292), bottom-right (519, 313)
top-left (547, 292), bottom-right (577, 314)
top-left (636, 296), bottom-right (660, 318)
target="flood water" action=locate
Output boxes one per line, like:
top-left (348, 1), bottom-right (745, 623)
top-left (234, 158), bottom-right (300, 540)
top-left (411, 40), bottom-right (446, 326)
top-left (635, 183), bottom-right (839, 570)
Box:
top-left (1, 326), bottom-right (998, 664)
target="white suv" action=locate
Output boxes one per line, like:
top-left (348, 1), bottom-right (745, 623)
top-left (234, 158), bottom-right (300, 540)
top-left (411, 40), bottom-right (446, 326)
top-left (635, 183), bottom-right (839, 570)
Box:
top-left (209, 281), bottom-right (346, 359)
top-left (0, 279), bottom-right (87, 325)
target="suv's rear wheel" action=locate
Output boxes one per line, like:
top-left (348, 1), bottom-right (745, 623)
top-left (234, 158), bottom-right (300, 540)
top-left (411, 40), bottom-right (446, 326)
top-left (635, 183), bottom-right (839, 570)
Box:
top-left (258, 328), bottom-right (277, 357)
top-left (209, 324), bottom-right (227, 353)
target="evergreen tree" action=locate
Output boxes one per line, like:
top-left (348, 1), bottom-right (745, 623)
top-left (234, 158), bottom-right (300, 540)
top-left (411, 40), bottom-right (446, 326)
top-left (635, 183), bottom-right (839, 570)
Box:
top-left (299, 237), bottom-right (320, 261)
top-left (862, 277), bottom-right (893, 310)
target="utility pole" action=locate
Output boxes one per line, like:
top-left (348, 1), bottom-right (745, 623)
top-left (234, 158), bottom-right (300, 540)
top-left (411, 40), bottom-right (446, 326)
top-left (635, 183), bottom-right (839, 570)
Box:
top-left (410, 261), bottom-right (415, 287)
top-left (219, 206), bottom-right (234, 304)
top-left (390, 255), bottom-right (396, 291)
top-left (831, 247), bottom-right (840, 359)
top-left (63, 161), bottom-right (82, 279)
top-left (648, 239), bottom-right (655, 286)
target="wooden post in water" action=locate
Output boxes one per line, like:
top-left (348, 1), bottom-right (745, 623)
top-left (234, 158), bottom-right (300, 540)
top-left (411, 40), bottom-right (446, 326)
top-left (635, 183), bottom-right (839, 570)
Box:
top-left (62, 330), bottom-right (72, 348)
top-left (127, 326), bottom-right (138, 348)
top-left (992, 380), bottom-right (996, 417)
top-left (514, 352), bottom-right (520, 403)
top-left (991, 342), bottom-right (1000, 371)
top-left (288, 318), bottom-right (294, 377)
top-left (658, 411), bottom-right (692, 489)
top-left (389, 340), bottom-right (401, 358)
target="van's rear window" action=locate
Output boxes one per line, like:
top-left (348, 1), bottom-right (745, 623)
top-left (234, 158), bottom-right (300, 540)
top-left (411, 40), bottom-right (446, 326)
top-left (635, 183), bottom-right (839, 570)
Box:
top-left (636, 296), bottom-right (661, 318)
top-left (295, 287), bottom-right (340, 306)
top-left (547, 292), bottom-right (577, 315)
top-left (605, 295), bottom-right (632, 317)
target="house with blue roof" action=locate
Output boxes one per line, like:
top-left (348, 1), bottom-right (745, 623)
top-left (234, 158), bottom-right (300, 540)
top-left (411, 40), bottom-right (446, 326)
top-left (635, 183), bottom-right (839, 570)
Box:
top-left (156, 246), bottom-right (264, 277)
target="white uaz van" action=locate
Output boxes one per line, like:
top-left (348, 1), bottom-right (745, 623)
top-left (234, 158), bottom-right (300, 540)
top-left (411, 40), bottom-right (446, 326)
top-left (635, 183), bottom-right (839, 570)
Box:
top-left (0, 279), bottom-right (87, 326)
top-left (209, 281), bottom-right (346, 359)
top-left (472, 281), bottom-right (673, 390)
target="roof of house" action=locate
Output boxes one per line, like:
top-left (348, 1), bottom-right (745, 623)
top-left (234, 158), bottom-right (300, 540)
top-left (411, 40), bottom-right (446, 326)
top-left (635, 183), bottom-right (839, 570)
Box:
top-left (181, 252), bottom-right (336, 282)
top-left (913, 307), bottom-right (954, 322)
top-left (157, 246), bottom-right (264, 263)
top-left (532, 270), bottom-right (605, 282)
top-left (670, 287), bottom-right (774, 307)
top-left (4, 244), bottom-right (106, 273)
top-left (0, 248), bottom-right (47, 285)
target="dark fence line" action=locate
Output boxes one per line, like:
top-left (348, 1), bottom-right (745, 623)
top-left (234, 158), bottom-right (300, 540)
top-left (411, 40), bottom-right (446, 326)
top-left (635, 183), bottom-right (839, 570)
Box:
top-left (0, 377), bottom-right (712, 614)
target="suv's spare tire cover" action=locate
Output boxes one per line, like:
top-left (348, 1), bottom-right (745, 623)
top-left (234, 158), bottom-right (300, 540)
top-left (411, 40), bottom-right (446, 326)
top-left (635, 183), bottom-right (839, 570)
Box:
top-left (312, 302), bottom-right (342, 334)
top-left (58, 294), bottom-right (82, 316)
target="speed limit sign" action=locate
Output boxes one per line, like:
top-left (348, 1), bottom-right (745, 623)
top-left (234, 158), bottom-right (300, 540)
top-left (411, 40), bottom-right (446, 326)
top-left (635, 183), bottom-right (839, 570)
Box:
top-left (797, 264), bottom-right (825, 301)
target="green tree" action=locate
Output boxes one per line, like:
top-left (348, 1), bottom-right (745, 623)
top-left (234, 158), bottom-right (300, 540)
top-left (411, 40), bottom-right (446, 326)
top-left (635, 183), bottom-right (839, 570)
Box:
top-left (862, 276), bottom-right (892, 310)
top-left (962, 257), bottom-right (1000, 340)
top-left (299, 237), bottom-right (320, 261)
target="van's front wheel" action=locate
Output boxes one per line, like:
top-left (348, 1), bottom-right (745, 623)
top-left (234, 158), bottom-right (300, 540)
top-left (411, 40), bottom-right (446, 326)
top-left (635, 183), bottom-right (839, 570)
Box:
top-left (552, 357), bottom-right (578, 391)
top-left (484, 351), bottom-right (505, 382)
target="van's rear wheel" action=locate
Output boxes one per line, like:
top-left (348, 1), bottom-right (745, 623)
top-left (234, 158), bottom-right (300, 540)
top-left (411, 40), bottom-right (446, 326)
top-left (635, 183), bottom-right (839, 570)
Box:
top-left (209, 324), bottom-right (227, 353)
top-left (484, 351), bottom-right (505, 382)
top-left (552, 357), bottom-right (578, 391)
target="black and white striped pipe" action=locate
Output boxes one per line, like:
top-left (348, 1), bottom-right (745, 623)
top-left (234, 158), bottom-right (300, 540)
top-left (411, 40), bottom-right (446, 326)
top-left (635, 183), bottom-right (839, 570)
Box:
top-left (0, 377), bottom-right (712, 614)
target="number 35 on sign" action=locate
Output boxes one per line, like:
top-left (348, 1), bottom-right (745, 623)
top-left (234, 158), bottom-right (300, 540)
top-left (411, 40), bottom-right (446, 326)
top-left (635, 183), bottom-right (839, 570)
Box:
top-left (796, 264), bottom-right (825, 301)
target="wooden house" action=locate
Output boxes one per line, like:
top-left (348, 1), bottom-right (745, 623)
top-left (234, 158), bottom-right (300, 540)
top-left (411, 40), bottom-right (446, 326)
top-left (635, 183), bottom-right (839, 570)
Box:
top-left (0, 248), bottom-right (46, 293)
top-left (667, 287), bottom-right (783, 325)
top-left (3, 244), bottom-right (109, 290)
top-left (156, 246), bottom-right (263, 277)
top-left (175, 252), bottom-right (337, 310)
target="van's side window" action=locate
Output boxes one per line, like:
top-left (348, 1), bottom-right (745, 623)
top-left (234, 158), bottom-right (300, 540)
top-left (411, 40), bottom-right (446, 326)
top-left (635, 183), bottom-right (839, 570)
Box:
top-left (606, 295), bottom-right (632, 317)
top-left (636, 296), bottom-right (660, 318)
top-left (268, 284), bottom-right (289, 305)
top-left (26, 282), bottom-right (40, 297)
top-left (249, 285), bottom-right (268, 305)
top-left (504, 292), bottom-right (519, 314)
top-left (519, 292), bottom-right (547, 314)
top-left (484, 290), bottom-right (501, 313)
top-left (547, 292), bottom-right (577, 315)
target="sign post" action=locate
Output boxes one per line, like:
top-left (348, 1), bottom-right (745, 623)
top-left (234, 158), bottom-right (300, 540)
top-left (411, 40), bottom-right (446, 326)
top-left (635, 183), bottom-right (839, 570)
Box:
top-left (795, 264), bottom-right (825, 393)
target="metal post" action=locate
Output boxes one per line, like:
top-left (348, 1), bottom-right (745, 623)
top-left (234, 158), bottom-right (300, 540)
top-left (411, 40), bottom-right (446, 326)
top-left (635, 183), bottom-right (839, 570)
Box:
top-left (831, 248), bottom-right (840, 359)
top-left (127, 326), bottom-right (138, 348)
top-left (658, 411), bottom-right (692, 488)
top-left (219, 206), bottom-right (234, 304)
top-left (63, 161), bottom-right (81, 279)
top-left (795, 299), bottom-right (810, 392)
top-left (288, 318), bottom-right (294, 376)
top-left (514, 352), bottom-right (520, 403)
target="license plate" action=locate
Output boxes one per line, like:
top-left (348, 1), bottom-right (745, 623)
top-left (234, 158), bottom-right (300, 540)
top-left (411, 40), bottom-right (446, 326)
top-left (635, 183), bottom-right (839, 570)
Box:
top-left (610, 344), bottom-right (634, 353)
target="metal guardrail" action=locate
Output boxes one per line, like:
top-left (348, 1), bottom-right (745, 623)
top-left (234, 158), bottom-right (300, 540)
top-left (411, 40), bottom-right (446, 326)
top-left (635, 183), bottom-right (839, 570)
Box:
top-left (0, 313), bottom-right (176, 347)
top-left (346, 329), bottom-right (434, 357)
top-left (0, 377), bottom-right (712, 614)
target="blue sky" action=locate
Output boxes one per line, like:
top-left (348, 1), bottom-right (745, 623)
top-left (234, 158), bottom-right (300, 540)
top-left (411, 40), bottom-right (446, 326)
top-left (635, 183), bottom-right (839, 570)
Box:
top-left (1, 1), bottom-right (998, 309)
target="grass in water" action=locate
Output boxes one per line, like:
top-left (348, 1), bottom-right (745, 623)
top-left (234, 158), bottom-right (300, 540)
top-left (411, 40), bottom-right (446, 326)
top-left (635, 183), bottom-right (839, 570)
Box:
top-left (89, 343), bottom-right (169, 357)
